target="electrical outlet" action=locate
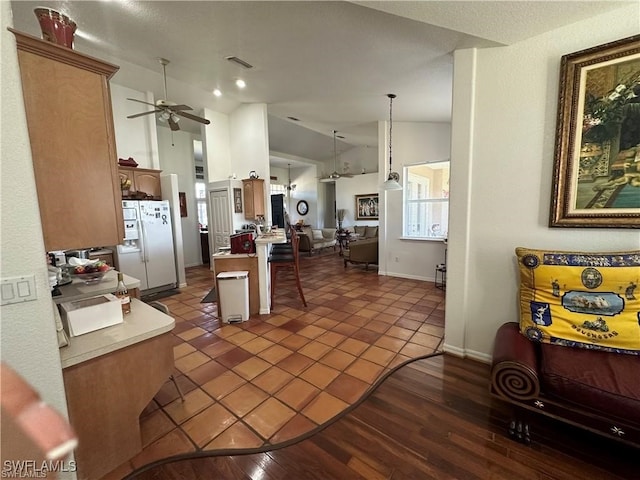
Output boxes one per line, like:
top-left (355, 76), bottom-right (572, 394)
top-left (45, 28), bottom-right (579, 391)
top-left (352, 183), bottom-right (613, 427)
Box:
top-left (1, 275), bottom-right (37, 306)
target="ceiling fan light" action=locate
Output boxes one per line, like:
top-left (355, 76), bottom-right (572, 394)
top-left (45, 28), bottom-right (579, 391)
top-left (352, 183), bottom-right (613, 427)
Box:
top-left (159, 110), bottom-right (171, 121)
top-left (170, 113), bottom-right (180, 123)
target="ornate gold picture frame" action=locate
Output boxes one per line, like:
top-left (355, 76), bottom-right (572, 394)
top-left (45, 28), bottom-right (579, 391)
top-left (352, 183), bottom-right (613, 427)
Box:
top-left (549, 35), bottom-right (640, 228)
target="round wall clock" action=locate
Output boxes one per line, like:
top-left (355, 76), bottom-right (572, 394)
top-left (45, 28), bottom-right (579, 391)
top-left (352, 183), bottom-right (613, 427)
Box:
top-left (296, 200), bottom-right (309, 216)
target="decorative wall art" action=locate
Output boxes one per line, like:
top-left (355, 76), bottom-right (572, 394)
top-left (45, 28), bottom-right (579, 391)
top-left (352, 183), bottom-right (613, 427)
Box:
top-left (179, 192), bottom-right (187, 217)
top-left (549, 35), bottom-right (640, 228)
top-left (233, 188), bottom-right (243, 213)
top-left (355, 193), bottom-right (379, 220)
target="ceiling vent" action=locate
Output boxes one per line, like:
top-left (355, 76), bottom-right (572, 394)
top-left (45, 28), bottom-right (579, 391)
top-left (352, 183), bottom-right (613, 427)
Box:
top-left (225, 56), bottom-right (253, 69)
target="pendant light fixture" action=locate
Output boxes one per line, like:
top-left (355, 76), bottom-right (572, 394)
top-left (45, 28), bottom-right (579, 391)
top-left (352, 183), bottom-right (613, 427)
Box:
top-left (286, 163), bottom-right (296, 192)
top-left (382, 93), bottom-right (402, 190)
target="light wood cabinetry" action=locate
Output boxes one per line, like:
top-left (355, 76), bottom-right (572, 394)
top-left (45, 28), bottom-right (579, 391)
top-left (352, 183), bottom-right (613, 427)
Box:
top-left (118, 166), bottom-right (162, 199)
top-left (242, 179), bottom-right (265, 220)
top-left (12, 30), bottom-right (124, 251)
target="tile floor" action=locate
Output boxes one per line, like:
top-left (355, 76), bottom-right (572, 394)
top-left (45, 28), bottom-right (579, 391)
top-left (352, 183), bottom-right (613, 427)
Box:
top-left (103, 250), bottom-right (445, 479)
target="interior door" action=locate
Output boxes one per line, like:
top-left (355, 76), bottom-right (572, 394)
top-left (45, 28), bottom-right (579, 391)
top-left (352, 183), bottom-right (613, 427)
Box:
top-left (209, 189), bottom-right (232, 254)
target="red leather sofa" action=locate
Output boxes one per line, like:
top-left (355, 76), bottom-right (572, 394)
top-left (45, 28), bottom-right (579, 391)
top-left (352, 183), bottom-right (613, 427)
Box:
top-left (490, 322), bottom-right (640, 448)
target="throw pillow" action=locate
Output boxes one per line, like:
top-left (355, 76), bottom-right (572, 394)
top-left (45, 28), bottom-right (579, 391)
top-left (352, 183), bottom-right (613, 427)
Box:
top-left (516, 247), bottom-right (640, 355)
top-left (312, 229), bottom-right (323, 240)
top-left (354, 226), bottom-right (366, 237)
top-left (365, 226), bottom-right (378, 238)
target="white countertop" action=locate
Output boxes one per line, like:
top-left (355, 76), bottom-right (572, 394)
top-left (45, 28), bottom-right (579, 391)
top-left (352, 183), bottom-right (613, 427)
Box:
top-left (254, 231), bottom-right (286, 244)
top-left (212, 252), bottom-right (257, 259)
top-left (53, 270), bottom-right (141, 305)
top-left (59, 298), bottom-right (175, 368)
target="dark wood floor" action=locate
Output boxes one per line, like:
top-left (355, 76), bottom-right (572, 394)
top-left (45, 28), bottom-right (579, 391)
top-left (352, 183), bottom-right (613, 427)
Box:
top-left (126, 354), bottom-right (638, 480)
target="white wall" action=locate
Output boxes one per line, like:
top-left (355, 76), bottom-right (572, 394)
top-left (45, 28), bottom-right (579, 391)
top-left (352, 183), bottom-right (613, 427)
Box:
top-left (156, 127), bottom-right (201, 267)
top-left (1, 6), bottom-right (75, 478)
top-left (378, 122), bottom-right (451, 281)
top-left (445, 5), bottom-right (640, 362)
top-left (287, 166), bottom-right (319, 227)
top-left (202, 108), bottom-right (231, 182)
top-left (338, 145), bottom-right (378, 175)
top-left (110, 83), bottom-right (160, 168)
top-left (335, 173), bottom-right (379, 228)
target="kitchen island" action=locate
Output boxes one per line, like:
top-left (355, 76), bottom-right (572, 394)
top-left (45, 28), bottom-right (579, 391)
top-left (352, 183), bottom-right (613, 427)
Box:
top-left (55, 274), bottom-right (175, 480)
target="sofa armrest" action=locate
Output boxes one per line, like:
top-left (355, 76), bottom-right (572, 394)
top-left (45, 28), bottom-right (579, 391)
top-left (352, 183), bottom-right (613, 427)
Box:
top-left (490, 322), bottom-right (540, 401)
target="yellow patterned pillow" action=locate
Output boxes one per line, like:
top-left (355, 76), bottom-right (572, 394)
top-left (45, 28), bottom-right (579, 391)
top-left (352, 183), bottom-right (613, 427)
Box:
top-left (516, 247), bottom-right (640, 354)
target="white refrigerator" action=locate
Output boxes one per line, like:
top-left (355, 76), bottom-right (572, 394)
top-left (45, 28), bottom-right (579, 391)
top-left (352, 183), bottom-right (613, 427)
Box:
top-left (116, 200), bottom-right (177, 293)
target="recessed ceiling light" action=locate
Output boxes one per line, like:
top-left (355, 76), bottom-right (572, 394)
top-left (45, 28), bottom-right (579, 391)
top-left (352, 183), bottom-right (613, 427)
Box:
top-left (235, 79), bottom-right (246, 89)
top-left (213, 89), bottom-right (222, 97)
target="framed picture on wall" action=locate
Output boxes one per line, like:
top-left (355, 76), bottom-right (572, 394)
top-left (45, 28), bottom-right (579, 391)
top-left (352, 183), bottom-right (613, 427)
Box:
top-left (549, 35), bottom-right (640, 228)
top-left (355, 193), bottom-right (379, 220)
top-left (233, 188), bottom-right (243, 213)
top-left (179, 192), bottom-right (187, 217)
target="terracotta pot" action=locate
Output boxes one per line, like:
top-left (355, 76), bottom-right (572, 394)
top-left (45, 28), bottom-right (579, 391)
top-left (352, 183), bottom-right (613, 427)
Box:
top-left (34, 8), bottom-right (76, 49)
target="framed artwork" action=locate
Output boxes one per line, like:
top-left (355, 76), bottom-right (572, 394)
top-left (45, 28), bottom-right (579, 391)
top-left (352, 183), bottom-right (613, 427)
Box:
top-left (233, 188), bottom-right (243, 213)
top-left (178, 192), bottom-right (187, 217)
top-left (549, 35), bottom-right (640, 228)
top-left (355, 193), bottom-right (379, 220)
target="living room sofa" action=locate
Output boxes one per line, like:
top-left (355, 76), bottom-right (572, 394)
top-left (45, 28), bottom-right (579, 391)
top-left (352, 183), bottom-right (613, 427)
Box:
top-left (490, 247), bottom-right (640, 448)
top-left (343, 225), bottom-right (378, 269)
top-left (491, 322), bottom-right (639, 448)
top-left (298, 227), bottom-right (337, 255)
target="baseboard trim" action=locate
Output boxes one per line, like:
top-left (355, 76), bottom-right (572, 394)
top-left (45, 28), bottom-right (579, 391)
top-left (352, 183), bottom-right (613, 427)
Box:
top-left (383, 271), bottom-right (434, 282)
top-left (443, 343), bottom-right (491, 364)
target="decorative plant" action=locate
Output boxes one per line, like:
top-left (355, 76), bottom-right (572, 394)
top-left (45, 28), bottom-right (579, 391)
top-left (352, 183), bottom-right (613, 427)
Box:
top-left (337, 209), bottom-right (347, 231)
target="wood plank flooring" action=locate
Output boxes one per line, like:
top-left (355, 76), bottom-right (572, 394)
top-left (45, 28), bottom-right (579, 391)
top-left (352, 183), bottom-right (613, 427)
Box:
top-left (125, 354), bottom-right (638, 480)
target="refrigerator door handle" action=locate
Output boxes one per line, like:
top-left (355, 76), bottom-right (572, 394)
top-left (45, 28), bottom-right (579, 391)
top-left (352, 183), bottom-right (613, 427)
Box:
top-left (140, 219), bottom-right (149, 263)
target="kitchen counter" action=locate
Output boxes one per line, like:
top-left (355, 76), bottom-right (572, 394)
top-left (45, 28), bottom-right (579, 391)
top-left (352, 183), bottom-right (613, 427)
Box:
top-left (53, 270), bottom-right (140, 304)
top-left (59, 298), bottom-right (175, 368)
top-left (255, 230), bottom-right (287, 314)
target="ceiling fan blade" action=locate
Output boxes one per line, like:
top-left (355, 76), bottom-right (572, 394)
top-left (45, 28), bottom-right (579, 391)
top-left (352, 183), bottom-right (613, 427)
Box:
top-left (127, 110), bottom-right (161, 119)
top-left (174, 111), bottom-right (211, 125)
top-left (126, 98), bottom-right (157, 107)
top-left (168, 116), bottom-right (180, 131)
top-left (167, 104), bottom-right (193, 112)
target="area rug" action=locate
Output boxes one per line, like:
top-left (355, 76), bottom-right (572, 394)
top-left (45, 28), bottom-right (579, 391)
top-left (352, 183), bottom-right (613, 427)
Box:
top-left (140, 288), bottom-right (180, 303)
top-left (200, 287), bottom-right (217, 303)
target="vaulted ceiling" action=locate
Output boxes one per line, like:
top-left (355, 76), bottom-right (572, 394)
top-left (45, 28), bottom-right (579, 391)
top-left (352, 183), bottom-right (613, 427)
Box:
top-left (10, 1), bottom-right (632, 167)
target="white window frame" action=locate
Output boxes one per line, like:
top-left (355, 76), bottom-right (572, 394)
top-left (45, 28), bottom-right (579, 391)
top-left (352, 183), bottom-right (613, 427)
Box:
top-left (402, 160), bottom-right (449, 240)
top-left (195, 181), bottom-right (208, 228)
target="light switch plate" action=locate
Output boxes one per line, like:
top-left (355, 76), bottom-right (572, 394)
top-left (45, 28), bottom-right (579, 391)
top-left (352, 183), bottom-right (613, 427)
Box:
top-left (1, 275), bottom-right (37, 305)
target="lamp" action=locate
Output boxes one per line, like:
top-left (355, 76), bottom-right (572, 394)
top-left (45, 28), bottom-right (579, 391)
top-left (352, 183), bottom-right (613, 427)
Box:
top-left (382, 93), bottom-right (402, 190)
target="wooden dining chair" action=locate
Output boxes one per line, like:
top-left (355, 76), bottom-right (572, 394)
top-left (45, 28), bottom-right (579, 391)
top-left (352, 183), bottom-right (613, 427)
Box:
top-left (268, 227), bottom-right (306, 308)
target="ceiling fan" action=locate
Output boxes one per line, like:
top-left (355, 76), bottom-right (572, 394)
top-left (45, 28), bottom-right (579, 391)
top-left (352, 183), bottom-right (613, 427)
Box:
top-left (319, 130), bottom-right (354, 182)
top-left (126, 58), bottom-right (210, 132)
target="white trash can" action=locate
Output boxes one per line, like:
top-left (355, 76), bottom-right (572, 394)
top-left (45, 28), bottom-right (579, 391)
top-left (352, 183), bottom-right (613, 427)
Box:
top-left (217, 271), bottom-right (249, 323)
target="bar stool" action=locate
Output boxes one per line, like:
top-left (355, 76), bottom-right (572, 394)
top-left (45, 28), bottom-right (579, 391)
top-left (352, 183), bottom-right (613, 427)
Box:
top-left (148, 301), bottom-right (185, 402)
top-left (268, 227), bottom-right (306, 308)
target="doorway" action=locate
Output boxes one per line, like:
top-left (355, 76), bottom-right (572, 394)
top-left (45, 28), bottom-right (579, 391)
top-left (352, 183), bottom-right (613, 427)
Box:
top-left (208, 189), bottom-right (232, 255)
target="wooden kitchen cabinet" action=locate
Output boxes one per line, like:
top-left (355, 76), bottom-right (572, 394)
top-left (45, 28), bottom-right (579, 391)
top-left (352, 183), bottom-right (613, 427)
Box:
top-left (119, 166), bottom-right (162, 199)
top-left (242, 179), bottom-right (265, 220)
top-left (12, 30), bottom-right (124, 251)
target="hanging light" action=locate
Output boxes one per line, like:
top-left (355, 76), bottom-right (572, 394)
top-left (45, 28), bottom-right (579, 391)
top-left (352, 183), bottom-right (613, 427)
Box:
top-left (287, 163), bottom-right (297, 192)
top-left (329, 130), bottom-right (341, 179)
top-left (382, 93), bottom-right (402, 190)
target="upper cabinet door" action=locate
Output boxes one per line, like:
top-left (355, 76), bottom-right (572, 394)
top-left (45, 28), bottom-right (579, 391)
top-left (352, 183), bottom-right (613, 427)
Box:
top-left (12, 30), bottom-right (124, 251)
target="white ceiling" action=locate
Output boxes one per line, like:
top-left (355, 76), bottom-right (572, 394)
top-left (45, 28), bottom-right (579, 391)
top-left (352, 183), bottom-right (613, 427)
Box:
top-left (9, 1), bottom-right (632, 167)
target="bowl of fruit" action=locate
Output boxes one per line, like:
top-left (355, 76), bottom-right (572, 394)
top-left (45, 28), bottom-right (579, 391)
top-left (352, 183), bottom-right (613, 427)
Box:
top-left (69, 259), bottom-right (112, 285)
